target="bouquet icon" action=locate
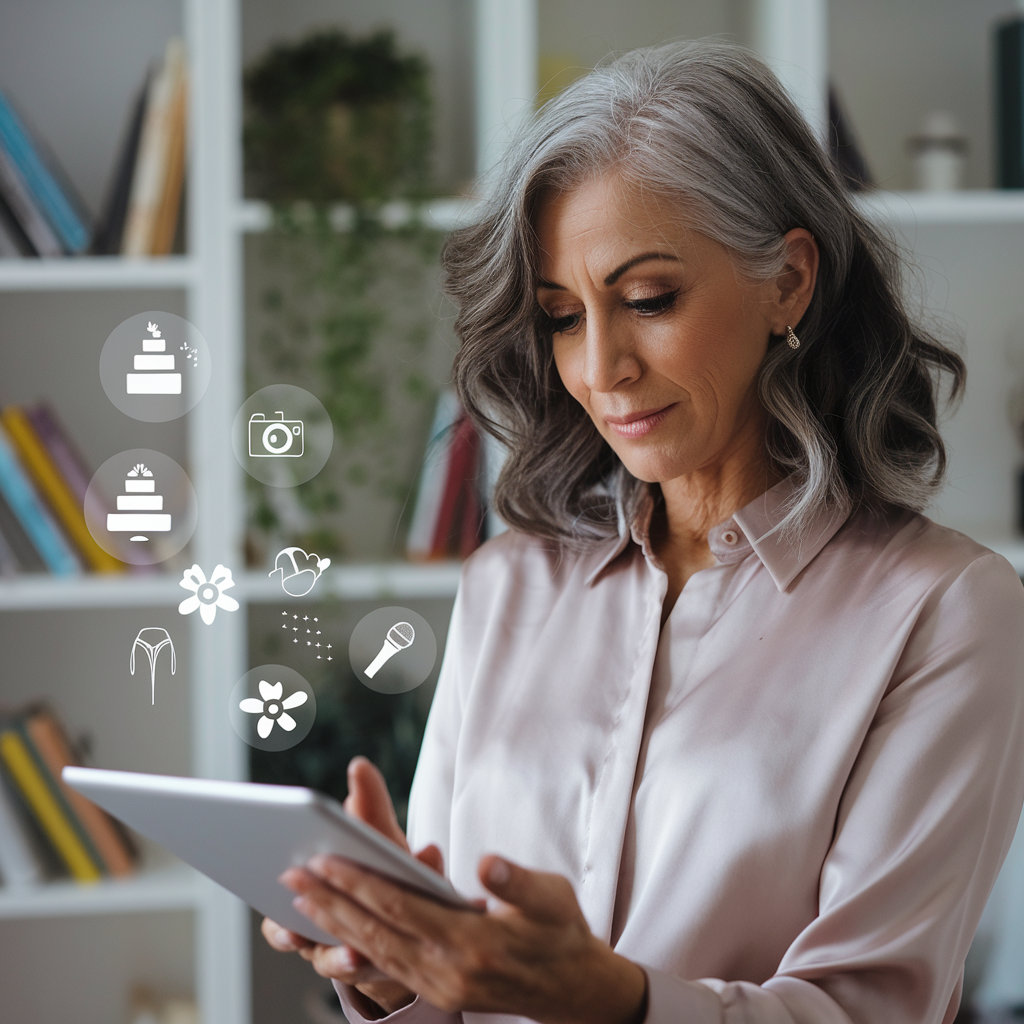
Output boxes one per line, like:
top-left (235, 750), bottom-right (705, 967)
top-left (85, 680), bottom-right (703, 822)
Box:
top-left (269, 546), bottom-right (331, 597)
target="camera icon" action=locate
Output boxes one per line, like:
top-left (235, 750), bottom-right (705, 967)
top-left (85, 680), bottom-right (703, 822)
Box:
top-left (249, 412), bottom-right (304, 458)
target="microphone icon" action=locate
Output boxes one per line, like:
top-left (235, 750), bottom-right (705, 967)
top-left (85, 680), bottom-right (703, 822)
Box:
top-left (363, 621), bottom-right (415, 679)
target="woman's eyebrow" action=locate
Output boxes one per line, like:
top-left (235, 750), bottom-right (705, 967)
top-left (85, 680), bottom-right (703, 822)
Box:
top-left (604, 251), bottom-right (681, 285)
top-left (536, 252), bottom-right (681, 292)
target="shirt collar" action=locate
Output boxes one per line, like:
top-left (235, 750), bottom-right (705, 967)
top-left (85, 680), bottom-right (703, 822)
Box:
top-left (584, 476), bottom-right (850, 591)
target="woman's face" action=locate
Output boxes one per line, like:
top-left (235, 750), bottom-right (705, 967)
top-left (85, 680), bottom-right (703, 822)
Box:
top-left (535, 173), bottom-right (809, 486)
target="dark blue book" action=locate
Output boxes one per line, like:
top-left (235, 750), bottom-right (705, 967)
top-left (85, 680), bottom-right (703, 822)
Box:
top-left (997, 18), bottom-right (1024, 188)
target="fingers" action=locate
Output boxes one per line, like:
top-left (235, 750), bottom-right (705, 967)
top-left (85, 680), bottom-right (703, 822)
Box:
top-left (343, 757), bottom-right (408, 850)
top-left (260, 916), bottom-right (314, 952)
top-left (478, 855), bottom-right (582, 925)
top-left (415, 843), bottom-right (444, 876)
top-left (304, 855), bottom-right (453, 940)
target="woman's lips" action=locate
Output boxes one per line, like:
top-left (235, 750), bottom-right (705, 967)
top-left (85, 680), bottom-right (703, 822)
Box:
top-left (605, 404), bottom-right (676, 438)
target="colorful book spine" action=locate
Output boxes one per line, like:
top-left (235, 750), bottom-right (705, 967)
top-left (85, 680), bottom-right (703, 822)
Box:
top-left (0, 489), bottom-right (45, 572)
top-left (1, 406), bottom-right (122, 573)
top-left (151, 64), bottom-right (187, 256)
top-left (0, 421), bottom-right (80, 575)
top-left (123, 39), bottom-right (186, 257)
top-left (0, 764), bottom-right (44, 887)
top-left (407, 390), bottom-right (462, 560)
top-left (430, 416), bottom-right (481, 558)
top-left (0, 89), bottom-right (89, 253)
top-left (26, 710), bottom-right (135, 876)
top-left (0, 725), bottom-right (102, 882)
top-left (0, 141), bottom-right (63, 257)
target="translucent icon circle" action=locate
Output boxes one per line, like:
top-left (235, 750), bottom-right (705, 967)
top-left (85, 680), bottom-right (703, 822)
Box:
top-left (349, 607), bottom-right (437, 694)
top-left (229, 665), bottom-right (317, 751)
top-left (100, 311), bottom-right (211, 422)
top-left (231, 384), bottom-right (334, 487)
top-left (84, 449), bottom-right (197, 565)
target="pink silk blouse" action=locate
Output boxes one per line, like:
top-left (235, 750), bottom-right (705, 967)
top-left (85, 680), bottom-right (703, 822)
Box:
top-left (340, 477), bottom-right (1024, 1024)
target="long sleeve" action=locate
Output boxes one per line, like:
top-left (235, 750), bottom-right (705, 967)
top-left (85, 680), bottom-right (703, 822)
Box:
top-left (335, 583), bottom-right (470, 1024)
top-left (637, 552), bottom-right (1024, 1024)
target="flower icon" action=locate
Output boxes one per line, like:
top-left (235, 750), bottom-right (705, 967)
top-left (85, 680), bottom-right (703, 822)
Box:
top-left (178, 563), bottom-right (239, 624)
top-left (239, 680), bottom-right (308, 739)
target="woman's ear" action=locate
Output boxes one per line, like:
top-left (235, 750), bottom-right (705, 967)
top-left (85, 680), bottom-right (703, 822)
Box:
top-left (770, 228), bottom-right (819, 332)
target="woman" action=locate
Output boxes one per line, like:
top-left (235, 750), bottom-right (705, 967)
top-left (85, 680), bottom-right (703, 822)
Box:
top-left (263, 40), bottom-right (1024, 1024)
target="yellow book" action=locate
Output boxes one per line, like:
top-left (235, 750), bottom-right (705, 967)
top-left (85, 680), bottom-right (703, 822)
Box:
top-left (0, 406), bottom-right (122, 573)
top-left (0, 729), bottom-right (102, 883)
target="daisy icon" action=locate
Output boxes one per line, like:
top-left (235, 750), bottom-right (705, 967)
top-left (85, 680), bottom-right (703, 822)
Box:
top-left (178, 563), bottom-right (239, 624)
top-left (239, 680), bottom-right (308, 739)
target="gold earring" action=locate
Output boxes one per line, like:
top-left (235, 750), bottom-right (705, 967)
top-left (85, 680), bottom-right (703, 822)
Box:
top-left (786, 325), bottom-right (801, 350)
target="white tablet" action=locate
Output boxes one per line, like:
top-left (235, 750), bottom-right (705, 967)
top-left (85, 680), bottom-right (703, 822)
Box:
top-left (62, 766), bottom-right (474, 945)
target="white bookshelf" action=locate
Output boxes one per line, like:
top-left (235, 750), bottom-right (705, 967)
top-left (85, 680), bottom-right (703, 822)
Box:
top-left (1, 0), bottom-right (1023, 1021)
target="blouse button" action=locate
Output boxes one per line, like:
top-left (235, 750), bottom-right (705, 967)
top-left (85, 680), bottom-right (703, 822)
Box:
top-left (721, 529), bottom-right (739, 545)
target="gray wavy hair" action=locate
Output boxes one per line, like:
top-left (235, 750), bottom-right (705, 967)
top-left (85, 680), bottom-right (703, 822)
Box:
top-left (442, 39), bottom-right (965, 544)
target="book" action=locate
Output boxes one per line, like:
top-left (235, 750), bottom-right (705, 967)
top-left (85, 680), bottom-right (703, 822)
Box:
top-left (0, 420), bottom-right (80, 575)
top-left (25, 708), bottom-right (136, 877)
top-left (0, 722), bottom-right (103, 882)
top-left (431, 415), bottom-right (482, 558)
top-left (407, 390), bottom-right (463, 560)
top-left (0, 762), bottom-right (45, 887)
top-left (0, 488), bottom-right (46, 572)
top-left (123, 39), bottom-right (186, 256)
top-left (0, 89), bottom-right (91, 253)
top-left (0, 517), bottom-right (18, 576)
top-left (0, 194), bottom-right (31, 257)
top-left (1, 406), bottom-right (123, 573)
top-left (0, 140), bottom-right (63, 256)
top-left (997, 18), bottom-right (1024, 188)
top-left (151, 62), bottom-right (187, 256)
top-left (26, 403), bottom-right (146, 573)
top-left (828, 86), bottom-right (872, 191)
top-left (92, 73), bottom-right (149, 256)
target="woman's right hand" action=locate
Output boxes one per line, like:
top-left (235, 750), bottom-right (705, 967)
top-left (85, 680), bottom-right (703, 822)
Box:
top-left (261, 756), bottom-right (441, 1016)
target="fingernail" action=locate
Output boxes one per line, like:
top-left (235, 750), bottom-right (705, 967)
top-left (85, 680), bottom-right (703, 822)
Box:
top-left (488, 858), bottom-right (511, 885)
top-left (292, 896), bottom-right (310, 913)
top-left (308, 855), bottom-right (328, 874)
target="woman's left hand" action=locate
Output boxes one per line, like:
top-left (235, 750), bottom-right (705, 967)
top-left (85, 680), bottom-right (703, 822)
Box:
top-left (281, 852), bottom-right (648, 1024)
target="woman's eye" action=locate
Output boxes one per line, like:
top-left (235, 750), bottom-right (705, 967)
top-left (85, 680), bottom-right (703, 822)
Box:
top-left (625, 289), bottom-right (679, 315)
top-left (547, 312), bottom-right (583, 334)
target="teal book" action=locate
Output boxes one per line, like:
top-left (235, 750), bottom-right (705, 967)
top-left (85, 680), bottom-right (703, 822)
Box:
top-left (0, 421), bottom-right (79, 575)
top-left (0, 89), bottom-right (90, 252)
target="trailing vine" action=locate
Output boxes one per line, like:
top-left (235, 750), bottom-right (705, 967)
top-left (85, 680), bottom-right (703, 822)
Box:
top-left (243, 30), bottom-right (447, 562)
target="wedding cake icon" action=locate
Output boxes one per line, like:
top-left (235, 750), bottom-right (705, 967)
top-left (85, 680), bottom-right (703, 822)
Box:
top-left (106, 463), bottom-right (172, 542)
top-left (126, 322), bottom-right (181, 395)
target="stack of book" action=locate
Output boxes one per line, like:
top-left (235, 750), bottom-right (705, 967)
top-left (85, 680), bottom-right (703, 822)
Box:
top-left (406, 390), bottom-right (486, 561)
top-left (0, 37), bottom-right (188, 259)
top-left (0, 704), bottom-right (137, 888)
top-left (0, 402), bottom-right (127, 576)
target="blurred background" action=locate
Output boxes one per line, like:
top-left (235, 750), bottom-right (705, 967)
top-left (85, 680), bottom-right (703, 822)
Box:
top-left (1, 1), bottom-right (1024, 1022)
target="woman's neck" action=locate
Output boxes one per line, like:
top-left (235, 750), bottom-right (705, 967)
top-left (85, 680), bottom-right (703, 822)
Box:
top-left (650, 425), bottom-right (781, 624)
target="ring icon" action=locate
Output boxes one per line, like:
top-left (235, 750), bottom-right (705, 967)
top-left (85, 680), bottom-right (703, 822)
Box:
top-left (248, 412), bottom-right (304, 458)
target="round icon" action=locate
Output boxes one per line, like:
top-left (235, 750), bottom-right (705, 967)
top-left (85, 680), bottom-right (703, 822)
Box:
top-left (84, 449), bottom-right (197, 565)
top-left (100, 311), bottom-right (212, 422)
top-left (228, 665), bottom-right (317, 752)
top-left (349, 607), bottom-right (437, 694)
top-left (231, 384), bottom-right (334, 487)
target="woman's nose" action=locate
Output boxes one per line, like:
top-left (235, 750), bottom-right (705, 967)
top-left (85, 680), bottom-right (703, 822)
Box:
top-left (581, 316), bottom-right (640, 393)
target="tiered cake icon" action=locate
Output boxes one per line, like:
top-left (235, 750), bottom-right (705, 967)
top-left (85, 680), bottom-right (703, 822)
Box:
top-left (126, 322), bottom-right (181, 394)
top-left (107, 464), bottom-right (171, 542)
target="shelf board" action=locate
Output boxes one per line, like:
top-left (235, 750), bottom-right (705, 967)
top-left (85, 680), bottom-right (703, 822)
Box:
top-left (237, 197), bottom-right (481, 234)
top-left (0, 561), bottom-right (463, 610)
top-left (855, 190), bottom-right (1024, 226)
top-left (0, 256), bottom-right (197, 291)
top-left (242, 560), bottom-right (462, 602)
top-left (0, 861), bottom-right (202, 920)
